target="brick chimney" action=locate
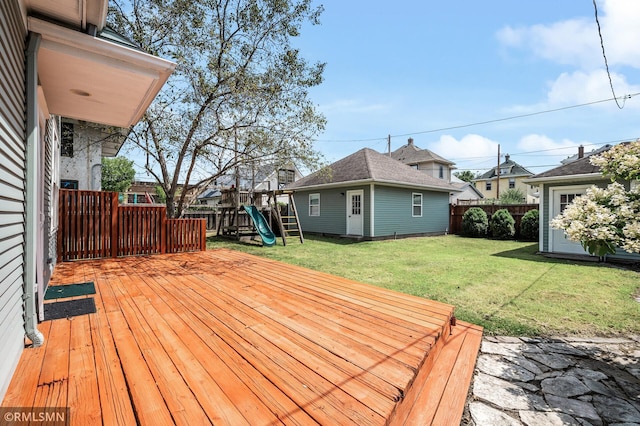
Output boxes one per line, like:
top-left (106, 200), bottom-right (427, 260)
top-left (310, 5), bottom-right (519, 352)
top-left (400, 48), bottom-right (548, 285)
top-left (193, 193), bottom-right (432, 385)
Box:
top-left (408, 137), bottom-right (414, 146)
top-left (578, 145), bottom-right (584, 159)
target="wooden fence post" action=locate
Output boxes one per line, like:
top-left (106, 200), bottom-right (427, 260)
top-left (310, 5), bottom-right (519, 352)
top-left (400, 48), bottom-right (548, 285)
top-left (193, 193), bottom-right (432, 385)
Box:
top-left (200, 219), bottom-right (207, 251)
top-left (161, 209), bottom-right (167, 254)
top-left (111, 192), bottom-right (118, 258)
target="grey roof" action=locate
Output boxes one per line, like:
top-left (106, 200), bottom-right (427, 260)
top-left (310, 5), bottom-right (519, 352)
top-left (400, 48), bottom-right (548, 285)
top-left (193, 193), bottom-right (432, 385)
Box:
top-left (287, 148), bottom-right (459, 192)
top-left (561, 145), bottom-right (612, 165)
top-left (450, 181), bottom-right (484, 198)
top-left (528, 153), bottom-right (605, 180)
top-left (197, 189), bottom-right (221, 199)
top-left (390, 141), bottom-right (455, 165)
top-left (475, 155), bottom-right (533, 180)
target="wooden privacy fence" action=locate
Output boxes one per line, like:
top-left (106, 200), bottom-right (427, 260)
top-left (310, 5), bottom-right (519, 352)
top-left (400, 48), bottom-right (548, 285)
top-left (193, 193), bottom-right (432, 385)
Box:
top-left (449, 203), bottom-right (539, 236)
top-left (58, 189), bottom-right (206, 261)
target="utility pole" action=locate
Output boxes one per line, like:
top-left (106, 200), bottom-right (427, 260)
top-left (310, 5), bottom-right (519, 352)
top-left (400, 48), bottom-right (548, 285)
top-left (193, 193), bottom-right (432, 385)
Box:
top-left (388, 134), bottom-right (391, 156)
top-left (496, 144), bottom-right (501, 200)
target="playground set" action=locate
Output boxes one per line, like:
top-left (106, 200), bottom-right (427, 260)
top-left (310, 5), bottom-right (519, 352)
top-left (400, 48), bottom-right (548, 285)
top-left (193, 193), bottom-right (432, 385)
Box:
top-left (216, 188), bottom-right (304, 246)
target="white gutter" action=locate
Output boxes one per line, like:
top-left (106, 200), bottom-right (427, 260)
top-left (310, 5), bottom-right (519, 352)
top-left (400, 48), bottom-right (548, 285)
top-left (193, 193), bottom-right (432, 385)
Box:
top-left (523, 173), bottom-right (603, 184)
top-left (24, 33), bottom-right (44, 347)
top-left (290, 178), bottom-right (461, 193)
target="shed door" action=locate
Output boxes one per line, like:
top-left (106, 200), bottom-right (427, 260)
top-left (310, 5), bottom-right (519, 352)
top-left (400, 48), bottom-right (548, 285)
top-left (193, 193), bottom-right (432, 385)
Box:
top-left (346, 190), bottom-right (363, 236)
top-left (550, 187), bottom-right (590, 255)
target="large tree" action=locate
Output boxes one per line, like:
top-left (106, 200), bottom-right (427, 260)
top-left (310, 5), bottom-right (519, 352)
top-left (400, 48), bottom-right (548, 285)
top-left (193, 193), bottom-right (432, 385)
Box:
top-left (102, 157), bottom-right (136, 193)
top-left (108, 0), bottom-right (326, 217)
top-left (454, 170), bottom-right (476, 183)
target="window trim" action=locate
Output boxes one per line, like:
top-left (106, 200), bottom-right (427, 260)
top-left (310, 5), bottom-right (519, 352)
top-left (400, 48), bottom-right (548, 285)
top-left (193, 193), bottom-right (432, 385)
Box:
top-left (485, 181), bottom-right (492, 191)
top-left (508, 178), bottom-right (516, 189)
top-left (309, 193), bottom-right (320, 216)
top-left (60, 179), bottom-right (79, 189)
top-left (412, 192), bottom-right (423, 217)
top-left (439, 165), bottom-right (444, 179)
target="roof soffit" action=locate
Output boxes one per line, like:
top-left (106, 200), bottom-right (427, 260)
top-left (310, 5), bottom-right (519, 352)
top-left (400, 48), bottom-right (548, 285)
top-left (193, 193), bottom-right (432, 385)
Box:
top-left (29, 17), bottom-right (175, 128)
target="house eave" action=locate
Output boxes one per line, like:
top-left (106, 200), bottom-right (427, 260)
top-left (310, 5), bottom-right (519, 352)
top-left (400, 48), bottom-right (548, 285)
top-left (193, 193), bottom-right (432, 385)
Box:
top-left (523, 173), bottom-right (604, 185)
top-left (29, 17), bottom-right (176, 128)
top-left (289, 178), bottom-right (461, 193)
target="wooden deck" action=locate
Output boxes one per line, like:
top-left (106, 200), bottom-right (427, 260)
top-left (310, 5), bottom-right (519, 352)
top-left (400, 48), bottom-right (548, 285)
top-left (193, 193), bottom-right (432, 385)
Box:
top-left (2, 249), bottom-right (482, 425)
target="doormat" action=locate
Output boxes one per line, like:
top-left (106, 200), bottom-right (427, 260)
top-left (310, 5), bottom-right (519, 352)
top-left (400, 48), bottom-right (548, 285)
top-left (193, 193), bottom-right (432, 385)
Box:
top-left (44, 282), bottom-right (95, 300)
top-left (43, 298), bottom-right (96, 321)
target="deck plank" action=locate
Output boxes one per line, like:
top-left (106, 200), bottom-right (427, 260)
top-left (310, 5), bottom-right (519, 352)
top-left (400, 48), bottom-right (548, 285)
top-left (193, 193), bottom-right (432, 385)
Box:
top-left (106, 310), bottom-right (175, 424)
top-left (87, 266), bottom-right (138, 426)
top-left (67, 315), bottom-right (101, 425)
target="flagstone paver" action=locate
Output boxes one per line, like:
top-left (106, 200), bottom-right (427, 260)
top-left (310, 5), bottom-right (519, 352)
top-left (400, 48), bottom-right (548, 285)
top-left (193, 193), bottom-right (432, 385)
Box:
top-left (463, 336), bottom-right (640, 425)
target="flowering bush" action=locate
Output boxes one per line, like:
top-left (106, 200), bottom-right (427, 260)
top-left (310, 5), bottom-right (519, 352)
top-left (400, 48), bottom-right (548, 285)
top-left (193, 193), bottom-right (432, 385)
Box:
top-left (589, 141), bottom-right (640, 181)
top-left (551, 141), bottom-right (640, 256)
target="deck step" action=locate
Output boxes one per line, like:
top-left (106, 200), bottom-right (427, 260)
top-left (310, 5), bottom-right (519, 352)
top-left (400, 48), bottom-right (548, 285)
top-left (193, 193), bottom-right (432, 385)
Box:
top-left (389, 320), bottom-right (483, 426)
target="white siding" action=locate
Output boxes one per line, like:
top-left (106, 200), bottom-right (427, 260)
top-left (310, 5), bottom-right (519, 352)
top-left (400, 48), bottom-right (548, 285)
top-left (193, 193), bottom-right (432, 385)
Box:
top-left (0, 0), bottom-right (26, 400)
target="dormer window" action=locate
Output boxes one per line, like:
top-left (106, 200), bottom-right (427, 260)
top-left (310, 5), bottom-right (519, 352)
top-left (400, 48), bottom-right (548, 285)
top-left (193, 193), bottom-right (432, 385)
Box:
top-left (439, 165), bottom-right (444, 179)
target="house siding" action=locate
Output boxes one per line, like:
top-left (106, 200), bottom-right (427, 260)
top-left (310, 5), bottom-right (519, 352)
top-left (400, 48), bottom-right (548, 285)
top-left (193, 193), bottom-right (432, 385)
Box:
top-left (0, 0), bottom-right (26, 400)
top-left (293, 186), bottom-right (370, 236)
top-left (374, 186), bottom-right (450, 237)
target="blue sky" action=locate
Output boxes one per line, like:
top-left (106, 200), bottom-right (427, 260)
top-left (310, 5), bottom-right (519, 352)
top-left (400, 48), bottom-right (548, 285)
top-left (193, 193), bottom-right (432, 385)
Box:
top-left (292, 0), bottom-right (640, 175)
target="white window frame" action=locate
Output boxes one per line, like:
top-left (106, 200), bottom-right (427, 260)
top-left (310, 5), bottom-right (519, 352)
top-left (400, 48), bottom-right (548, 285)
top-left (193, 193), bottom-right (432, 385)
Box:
top-left (412, 192), bottom-right (423, 217)
top-left (309, 193), bottom-right (320, 216)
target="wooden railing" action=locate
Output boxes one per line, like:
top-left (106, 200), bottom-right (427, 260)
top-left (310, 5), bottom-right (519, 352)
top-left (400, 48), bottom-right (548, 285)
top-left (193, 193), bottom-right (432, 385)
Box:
top-left (58, 189), bottom-right (206, 261)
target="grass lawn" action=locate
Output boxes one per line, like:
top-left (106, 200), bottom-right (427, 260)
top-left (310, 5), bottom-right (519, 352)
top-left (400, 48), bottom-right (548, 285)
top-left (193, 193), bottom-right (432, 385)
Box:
top-left (206, 234), bottom-right (640, 337)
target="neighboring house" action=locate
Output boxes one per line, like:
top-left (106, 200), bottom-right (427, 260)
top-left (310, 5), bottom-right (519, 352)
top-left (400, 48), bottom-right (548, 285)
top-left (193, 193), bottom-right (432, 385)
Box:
top-left (473, 154), bottom-right (537, 203)
top-left (254, 163), bottom-right (304, 207)
top-left (125, 181), bottom-right (164, 204)
top-left (59, 119), bottom-right (126, 190)
top-left (449, 175), bottom-right (484, 204)
top-left (525, 145), bottom-right (640, 262)
top-left (205, 162), bottom-right (304, 207)
top-left (197, 188), bottom-right (222, 207)
top-left (0, 0), bottom-right (174, 400)
top-left (286, 148), bottom-right (459, 239)
top-left (390, 137), bottom-right (456, 182)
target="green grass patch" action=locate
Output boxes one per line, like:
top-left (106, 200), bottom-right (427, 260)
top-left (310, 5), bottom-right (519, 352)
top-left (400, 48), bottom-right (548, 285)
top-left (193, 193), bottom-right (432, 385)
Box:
top-left (207, 234), bottom-right (640, 337)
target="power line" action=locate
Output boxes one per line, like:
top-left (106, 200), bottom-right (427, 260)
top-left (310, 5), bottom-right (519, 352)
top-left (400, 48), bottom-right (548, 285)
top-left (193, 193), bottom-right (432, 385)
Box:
top-left (315, 93), bottom-right (637, 143)
top-left (593, 0), bottom-right (625, 109)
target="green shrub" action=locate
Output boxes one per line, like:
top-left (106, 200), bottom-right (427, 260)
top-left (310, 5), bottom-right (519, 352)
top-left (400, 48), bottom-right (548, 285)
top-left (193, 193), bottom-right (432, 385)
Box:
top-left (490, 209), bottom-right (516, 239)
top-left (520, 209), bottom-right (539, 241)
top-left (462, 207), bottom-right (488, 237)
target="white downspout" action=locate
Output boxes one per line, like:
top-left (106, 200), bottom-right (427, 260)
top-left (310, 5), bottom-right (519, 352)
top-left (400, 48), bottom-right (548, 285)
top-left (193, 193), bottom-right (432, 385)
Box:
top-left (25, 32), bottom-right (44, 347)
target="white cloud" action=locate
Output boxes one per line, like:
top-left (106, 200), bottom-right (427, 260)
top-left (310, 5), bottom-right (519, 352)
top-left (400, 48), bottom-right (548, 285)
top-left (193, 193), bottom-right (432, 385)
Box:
top-left (517, 134), bottom-right (583, 158)
top-left (546, 70), bottom-right (640, 107)
top-left (497, 20), bottom-right (598, 68)
top-left (428, 134), bottom-right (499, 163)
top-left (497, 0), bottom-right (640, 69)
